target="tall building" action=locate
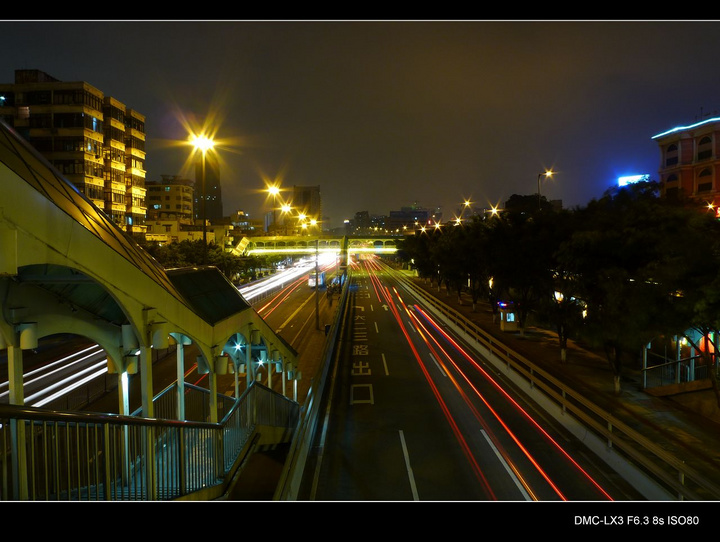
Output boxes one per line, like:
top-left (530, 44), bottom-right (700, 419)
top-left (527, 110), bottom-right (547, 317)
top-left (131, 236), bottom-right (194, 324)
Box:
top-left (0, 69), bottom-right (147, 237)
top-left (653, 116), bottom-right (720, 213)
top-left (292, 185), bottom-right (322, 225)
top-left (194, 154), bottom-right (223, 222)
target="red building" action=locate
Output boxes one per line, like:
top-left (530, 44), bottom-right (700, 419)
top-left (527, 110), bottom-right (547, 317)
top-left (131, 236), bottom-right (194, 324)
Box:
top-left (653, 116), bottom-right (720, 215)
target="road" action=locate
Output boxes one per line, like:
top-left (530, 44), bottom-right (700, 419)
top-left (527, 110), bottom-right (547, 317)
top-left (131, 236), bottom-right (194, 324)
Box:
top-left (301, 256), bottom-right (644, 501)
top-left (0, 255), bottom-right (646, 501)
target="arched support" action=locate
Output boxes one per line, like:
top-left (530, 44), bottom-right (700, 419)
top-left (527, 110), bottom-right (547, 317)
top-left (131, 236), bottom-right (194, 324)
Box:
top-left (246, 324), bottom-right (256, 388)
top-left (208, 345), bottom-right (220, 424)
top-left (6, 343), bottom-right (24, 406)
top-left (139, 345), bottom-right (153, 418)
top-left (223, 332), bottom-right (248, 399)
top-left (118, 355), bottom-right (137, 416)
top-left (196, 343), bottom-right (220, 423)
top-left (170, 332), bottom-right (193, 421)
top-left (4, 327), bottom-right (37, 501)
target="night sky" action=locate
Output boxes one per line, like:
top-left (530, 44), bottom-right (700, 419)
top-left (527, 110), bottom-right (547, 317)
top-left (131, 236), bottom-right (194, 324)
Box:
top-left (2, 20), bottom-right (720, 228)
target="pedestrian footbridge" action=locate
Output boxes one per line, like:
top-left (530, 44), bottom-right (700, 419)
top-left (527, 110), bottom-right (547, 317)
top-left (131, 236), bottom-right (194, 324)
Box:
top-left (0, 119), bottom-right (330, 500)
top-left (237, 235), bottom-right (400, 257)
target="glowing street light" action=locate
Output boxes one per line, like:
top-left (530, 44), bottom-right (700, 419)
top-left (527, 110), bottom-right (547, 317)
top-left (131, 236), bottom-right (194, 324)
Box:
top-left (537, 169), bottom-right (554, 210)
top-left (267, 184), bottom-right (282, 233)
top-left (280, 203), bottom-right (292, 234)
top-left (190, 133), bottom-right (215, 264)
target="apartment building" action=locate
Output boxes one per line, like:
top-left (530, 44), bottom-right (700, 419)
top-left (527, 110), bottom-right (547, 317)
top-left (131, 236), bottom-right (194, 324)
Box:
top-left (146, 174), bottom-right (195, 222)
top-left (0, 69), bottom-right (147, 237)
top-left (653, 116), bottom-right (720, 214)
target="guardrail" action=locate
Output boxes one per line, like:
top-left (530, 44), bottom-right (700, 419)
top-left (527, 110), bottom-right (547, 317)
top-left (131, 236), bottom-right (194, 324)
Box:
top-left (393, 269), bottom-right (720, 501)
top-left (274, 272), bottom-right (351, 500)
top-left (0, 382), bottom-right (297, 501)
top-left (643, 356), bottom-right (710, 388)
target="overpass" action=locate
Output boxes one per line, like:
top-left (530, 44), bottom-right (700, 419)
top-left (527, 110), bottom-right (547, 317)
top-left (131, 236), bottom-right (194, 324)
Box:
top-left (0, 119), bottom-right (309, 500)
top-left (231, 233), bottom-right (401, 258)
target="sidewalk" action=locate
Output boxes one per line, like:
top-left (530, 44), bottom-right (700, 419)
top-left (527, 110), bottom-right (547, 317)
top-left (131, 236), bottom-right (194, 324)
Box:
top-left (409, 275), bottom-right (720, 500)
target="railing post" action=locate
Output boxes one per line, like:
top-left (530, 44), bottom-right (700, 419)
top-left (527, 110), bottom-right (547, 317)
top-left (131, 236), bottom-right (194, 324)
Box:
top-left (144, 425), bottom-right (156, 500)
top-left (103, 423), bottom-right (112, 501)
top-left (9, 419), bottom-right (28, 500)
top-left (178, 426), bottom-right (186, 496)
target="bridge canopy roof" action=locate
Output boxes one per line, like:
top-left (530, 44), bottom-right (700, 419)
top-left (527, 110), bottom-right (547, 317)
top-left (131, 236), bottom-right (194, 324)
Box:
top-left (166, 267), bottom-right (252, 326)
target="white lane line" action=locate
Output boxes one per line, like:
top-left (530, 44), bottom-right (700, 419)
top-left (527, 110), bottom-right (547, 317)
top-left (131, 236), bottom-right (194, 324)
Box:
top-left (399, 430), bottom-right (419, 501)
top-left (480, 429), bottom-right (532, 501)
top-left (428, 353), bottom-right (446, 377)
top-left (382, 353), bottom-right (389, 375)
top-left (276, 290), bottom-right (316, 333)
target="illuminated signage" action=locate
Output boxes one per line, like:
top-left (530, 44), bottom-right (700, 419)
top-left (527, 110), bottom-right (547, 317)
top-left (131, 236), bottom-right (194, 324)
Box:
top-left (618, 174), bottom-right (649, 186)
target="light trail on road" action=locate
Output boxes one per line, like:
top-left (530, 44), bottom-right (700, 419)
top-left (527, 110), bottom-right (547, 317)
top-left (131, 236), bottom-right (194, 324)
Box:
top-left (361, 255), bottom-right (614, 500)
top-left (0, 343), bottom-right (108, 408)
top-left (411, 302), bottom-right (614, 500)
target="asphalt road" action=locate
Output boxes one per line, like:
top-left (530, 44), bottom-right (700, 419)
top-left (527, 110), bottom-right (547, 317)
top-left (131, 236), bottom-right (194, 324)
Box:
top-left (300, 257), bottom-right (644, 501)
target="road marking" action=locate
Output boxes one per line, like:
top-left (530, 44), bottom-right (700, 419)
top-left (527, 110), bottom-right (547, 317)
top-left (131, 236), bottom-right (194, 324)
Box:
top-left (382, 353), bottom-right (389, 375)
top-left (276, 290), bottom-right (316, 333)
top-left (480, 429), bottom-right (532, 500)
top-left (399, 430), bottom-right (419, 500)
top-left (350, 383), bottom-right (373, 404)
top-left (429, 353), bottom-right (446, 377)
top-left (374, 321), bottom-right (379, 333)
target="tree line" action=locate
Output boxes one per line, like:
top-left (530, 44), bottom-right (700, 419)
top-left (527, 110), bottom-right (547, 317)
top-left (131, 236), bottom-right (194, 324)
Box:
top-left (141, 239), bottom-right (286, 285)
top-left (395, 182), bottom-right (720, 398)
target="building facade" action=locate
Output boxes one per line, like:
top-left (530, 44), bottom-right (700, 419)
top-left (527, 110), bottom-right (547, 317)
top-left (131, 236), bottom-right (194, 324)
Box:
top-left (194, 154), bottom-right (223, 222)
top-left (146, 175), bottom-right (195, 222)
top-left (0, 69), bottom-right (147, 237)
top-left (387, 206), bottom-right (434, 232)
top-left (653, 116), bottom-right (720, 214)
top-left (292, 185), bottom-right (322, 226)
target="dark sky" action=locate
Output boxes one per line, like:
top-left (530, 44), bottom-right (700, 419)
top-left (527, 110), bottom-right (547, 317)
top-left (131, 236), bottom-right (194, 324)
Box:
top-left (3, 20), bottom-right (720, 228)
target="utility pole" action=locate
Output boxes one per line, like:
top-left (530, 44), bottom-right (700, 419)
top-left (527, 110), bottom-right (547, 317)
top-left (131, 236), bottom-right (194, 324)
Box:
top-left (315, 238), bottom-right (320, 330)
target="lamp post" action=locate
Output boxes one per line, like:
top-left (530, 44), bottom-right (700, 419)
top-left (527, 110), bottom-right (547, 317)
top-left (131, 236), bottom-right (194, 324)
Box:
top-left (268, 185), bottom-right (280, 233)
top-left (191, 134), bottom-right (215, 264)
top-left (537, 170), bottom-right (554, 210)
top-left (281, 203), bottom-right (291, 235)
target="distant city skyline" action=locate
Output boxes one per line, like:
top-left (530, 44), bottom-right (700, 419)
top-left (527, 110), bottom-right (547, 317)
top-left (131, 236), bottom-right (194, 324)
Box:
top-left (0, 20), bottom-right (716, 228)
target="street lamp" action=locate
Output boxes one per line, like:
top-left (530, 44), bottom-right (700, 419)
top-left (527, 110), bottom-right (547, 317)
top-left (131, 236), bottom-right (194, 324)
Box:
top-left (281, 203), bottom-right (292, 234)
top-left (537, 170), bottom-right (554, 210)
top-left (190, 133), bottom-right (215, 264)
top-left (267, 185), bottom-right (280, 233)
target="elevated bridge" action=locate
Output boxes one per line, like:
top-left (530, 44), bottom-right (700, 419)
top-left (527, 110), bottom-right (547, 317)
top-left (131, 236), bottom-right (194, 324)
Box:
top-left (232, 234), bottom-right (401, 257)
top-left (0, 119), bottom-right (305, 500)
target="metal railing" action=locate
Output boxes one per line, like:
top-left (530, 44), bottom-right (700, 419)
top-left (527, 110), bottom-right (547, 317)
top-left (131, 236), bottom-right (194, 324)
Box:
top-left (393, 269), bottom-right (720, 501)
top-left (133, 382), bottom-right (238, 423)
top-left (274, 271), bottom-right (350, 500)
top-left (0, 382), bottom-right (298, 501)
top-left (643, 355), bottom-right (711, 388)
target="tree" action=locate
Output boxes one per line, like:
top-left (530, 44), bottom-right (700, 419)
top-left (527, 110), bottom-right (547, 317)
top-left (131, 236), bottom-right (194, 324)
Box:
top-left (463, 217), bottom-right (494, 311)
top-left (558, 182), bottom-right (710, 393)
top-left (431, 225), bottom-right (466, 303)
top-left (484, 197), bottom-right (558, 336)
top-left (145, 239), bottom-right (248, 282)
top-left (658, 205), bottom-right (720, 407)
top-left (535, 208), bottom-right (584, 362)
top-left (396, 231), bottom-right (436, 282)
